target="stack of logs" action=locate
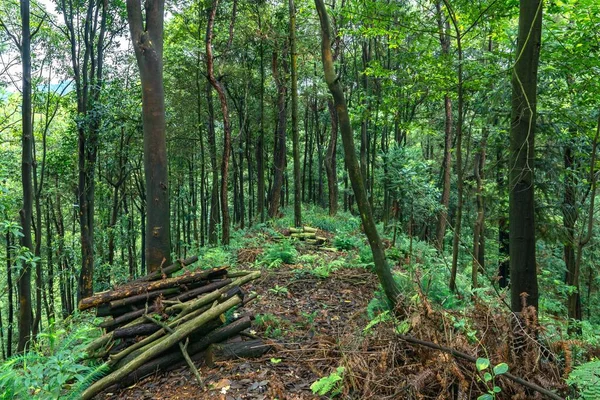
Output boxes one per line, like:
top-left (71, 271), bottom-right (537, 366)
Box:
top-left (287, 226), bottom-right (334, 250)
top-left (78, 256), bottom-right (269, 399)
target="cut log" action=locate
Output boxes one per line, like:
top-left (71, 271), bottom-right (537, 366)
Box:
top-left (173, 279), bottom-right (231, 302)
top-left (96, 304), bottom-right (133, 318)
top-left (81, 295), bottom-right (242, 400)
top-left (109, 287), bottom-right (180, 309)
top-left (99, 305), bottom-right (160, 330)
top-left (303, 226), bottom-right (318, 233)
top-left (105, 317), bottom-right (253, 391)
top-left (112, 324), bottom-right (162, 339)
top-left (205, 339), bottom-right (271, 367)
top-left (79, 267), bottom-right (227, 311)
top-left (128, 255), bottom-right (199, 284)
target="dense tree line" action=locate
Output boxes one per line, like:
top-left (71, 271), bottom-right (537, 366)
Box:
top-left (0, 0), bottom-right (598, 355)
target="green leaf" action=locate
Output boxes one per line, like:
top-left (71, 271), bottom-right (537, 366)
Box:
top-left (476, 358), bottom-right (490, 371)
top-left (484, 372), bottom-right (493, 382)
top-left (270, 358), bottom-right (282, 364)
top-left (477, 394), bottom-right (494, 400)
top-left (493, 363), bottom-right (509, 375)
top-left (493, 386), bottom-right (502, 393)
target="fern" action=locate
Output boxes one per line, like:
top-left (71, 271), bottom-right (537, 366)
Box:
top-left (311, 366), bottom-right (345, 397)
top-left (567, 360), bottom-right (600, 399)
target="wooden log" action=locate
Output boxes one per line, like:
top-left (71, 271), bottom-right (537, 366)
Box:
top-left (112, 324), bottom-right (162, 339)
top-left (226, 270), bottom-right (253, 278)
top-left (109, 287), bottom-right (180, 309)
top-left (81, 295), bottom-right (242, 400)
top-left (173, 279), bottom-right (231, 302)
top-left (205, 339), bottom-right (271, 367)
top-left (303, 226), bottom-right (318, 233)
top-left (128, 255), bottom-right (199, 284)
top-left (165, 271), bottom-right (260, 317)
top-left (106, 316), bottom-right (253, 391)
top-left (96, 304), bottom-right (133, 318)
top-left (99, 305), bottom-right (160, 330)
top-left (114, 285), bottom-right (246, 368)
top-left (78, 267), bottom-right (227, 311)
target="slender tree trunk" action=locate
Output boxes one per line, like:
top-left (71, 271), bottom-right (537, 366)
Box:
top-left (206, 0), bottom-right (232, 245)
top-left (289, 0), bottom-right (302, 227)
top-left (315, 0), bottom-right (401, 307)
top-left (509, 0), bottom-right (543, 312)
top-left (568, 116), bottom-right (599, 325)
top-left (45, 202), bottom-right (55, 321)
top-left (269, 47), bottom-right (287, 218)
top-left (444, 0), bottom-right (464, 293)
top-left (18, 0), bottom-right (33, 352)
top-left (325, 100), bottom-right (339, 216)
top-left (471, 131), bottom-right (488, 288)
top-left (127, 0), bottom-right (171, 272)
top-left (257, 10), bottom-right (266, 222)
top-left (6, 232), bottom-right (13, 357)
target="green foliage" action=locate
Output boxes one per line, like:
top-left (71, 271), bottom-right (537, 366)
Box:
top-left (0, 320), bottom-right (106, 399)
top-left (199, 247), bottom-right (232, 269)
top-left (475, 358), bottom-right (508, 400)
top-left (268, 285), bottom-right (289, 296)
top-left (567, 360), bottom-right (600, 399)
top-left (333, 235), bottom-right (359, 250)
top-left (310, 366), bottom-right (345, 397)
top-left (259, 240), bottom-right (297, 267)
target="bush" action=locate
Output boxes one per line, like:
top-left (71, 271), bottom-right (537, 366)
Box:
top-left (259, 239), bottom-right (297, 267)
top-left (0, 319), bottom-right (106, 399)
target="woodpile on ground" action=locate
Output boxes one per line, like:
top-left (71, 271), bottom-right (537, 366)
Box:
top-left (78, 256), bottom-right (269, 399)
top-left (284, 226), bottom-right (336, 251)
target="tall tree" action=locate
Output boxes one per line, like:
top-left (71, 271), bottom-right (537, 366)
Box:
top-left (206, 0), bottom-right (232, 245)
top-left (289, 0), bottom-right (302, 227)
top-left (18, 0), bottom-right (33, 352)
top-left (268, 46), bottom-right (287, 219)
top-left (509, 0), bottom-right (543, 312)
top-left (315, 0), bottom-right (401, 307)
top-left (126, 0), bottom-right (171, 272)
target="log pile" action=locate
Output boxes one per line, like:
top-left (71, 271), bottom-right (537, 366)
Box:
top-left (286, 226), bottom-right (336, 251)
top-left (78, 257), bottom-right (268, 399)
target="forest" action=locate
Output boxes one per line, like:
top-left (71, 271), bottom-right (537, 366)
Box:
top-left (0, 0), bottom-right (599, 398)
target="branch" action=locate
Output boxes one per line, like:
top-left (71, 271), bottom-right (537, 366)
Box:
top-left (398, 335), bottom-right (565, 400)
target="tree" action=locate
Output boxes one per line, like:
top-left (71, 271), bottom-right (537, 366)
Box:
top-left (315, 0), bottom-right (401, 307)
top-left (126, 0), bottom-right (171, 272)
top-left (509, 0), bottom-right (543, 312)
top-left (18, 0), bottom-right (33, 352)
top-left (289, 0), bottom-right (302, 227)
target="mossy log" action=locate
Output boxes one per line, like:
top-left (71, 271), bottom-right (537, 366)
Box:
top-left (205, 339), bottom-right (271, 367)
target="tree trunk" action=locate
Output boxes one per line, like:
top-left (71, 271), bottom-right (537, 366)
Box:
top-left (315, 0), bottom-right (401, 307)
top-left (268, 47), bottom-right (287, 218)
top-left (18, 0), bottom-right (33, 352)
top-left (509, 0), bottom-right (542, 312)
top-left (127, 0), bottom-right (171, 273)
top-left (206, 0), bottom-right (232, 245)
top-left (289, 0), bottom-right (302, 227)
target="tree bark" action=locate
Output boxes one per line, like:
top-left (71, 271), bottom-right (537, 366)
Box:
top-left (509, 0), bottom-right (543, 312)
top-left (127, 0), bottom-right (171, 273)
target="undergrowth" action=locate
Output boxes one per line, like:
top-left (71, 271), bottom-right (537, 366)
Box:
top-left (0, 315), bottom-right (105, 399)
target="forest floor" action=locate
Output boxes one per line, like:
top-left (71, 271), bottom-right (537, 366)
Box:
top-left (101, 247), bottom-right (379, 400)
top-left (96, 220), bottom-right (577, 400)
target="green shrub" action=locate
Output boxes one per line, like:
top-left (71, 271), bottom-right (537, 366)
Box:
top-left (0, 320), bottom-right (106, 399)
top-left (567, 360), bottom-right (600, 399)
top-left (259, 239), bottom-right (297, 266)
top-left (334, 235), bottom-right (359, 250)
top-left (311, 366), bottom-right (345, 397)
